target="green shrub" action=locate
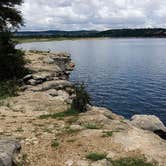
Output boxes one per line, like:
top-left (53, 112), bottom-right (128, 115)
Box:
top-left (51, 139), bottom-right (59, 148)
top-left (86, 152), bottom-right (106, 161)
top-left (102, 131), bottom-right (114, 137)
top-left (71, 82), bottom-right (90, 112)
top-left (112, 157), bottom-right (154, 166)
top-left (0, 80), bottom-right (19, 100)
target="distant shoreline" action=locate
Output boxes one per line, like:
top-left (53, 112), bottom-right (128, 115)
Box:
top-left (15, 36), bottom-right (166, 43)
top-left (14, 37), bottom-right (106, 43)
top-left (14, 28), bottom-right (166, 43)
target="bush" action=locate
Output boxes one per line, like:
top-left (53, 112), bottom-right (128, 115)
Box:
top-left (71, 82), bottom-right (90, 112)
top-left (86, 152), bottom-right (106, 161)
top-left (111, 157), bottom-right (154, 166)
top-left (0, 80), bottom-right (18, 100)
top-left (0, 32), bottom-right (28, 80)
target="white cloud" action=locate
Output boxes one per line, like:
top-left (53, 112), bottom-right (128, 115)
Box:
top-left (20, 0), bottom-right (166, 30)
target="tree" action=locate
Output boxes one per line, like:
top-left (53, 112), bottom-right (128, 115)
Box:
top-left (0, 0), bottom-right (23, 31)
top-left (0, 0), bottom-right (27, 80)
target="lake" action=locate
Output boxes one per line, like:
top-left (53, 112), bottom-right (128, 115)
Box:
top-left (18, 38), bottom-right (166, 124)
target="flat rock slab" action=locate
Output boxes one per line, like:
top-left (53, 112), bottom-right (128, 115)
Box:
top-left (131, 115), bottom-right (166, 132)
top-left (0, 139), bottom-right (21, 166)
top-left (112, 127), bottom-right (166, 166)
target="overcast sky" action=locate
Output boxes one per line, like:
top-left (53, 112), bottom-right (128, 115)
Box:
top-left (20, 0), bottom-right (166, 31)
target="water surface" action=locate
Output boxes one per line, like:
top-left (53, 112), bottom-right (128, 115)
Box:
top-left (18, 38), bottom-right (166, 124)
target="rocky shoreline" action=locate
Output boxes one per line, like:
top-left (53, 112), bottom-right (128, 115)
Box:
top-left (0, 50), bottom-right (165, 166)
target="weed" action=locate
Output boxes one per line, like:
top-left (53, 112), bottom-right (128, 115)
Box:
top-left (66, 128), bottom-right (81, 135)
top-left (102, 131), bottom-right (114, 137)
top-left (111, 157), bottom-right (154, 166)
top-left (15, 127), bottom-right (24, 132)
top-left (84, 123), bottom-right (102, 129)
top-left (86, 152), bottom-right (107, 161)
top-left (39, 108), bottom-right (78, 119)
top-left (51, 139), bottom-right (60, 148)
top-left (66, 139), bottom-right (76, 143)
top-left (71, 82), bottom-right (90, 112)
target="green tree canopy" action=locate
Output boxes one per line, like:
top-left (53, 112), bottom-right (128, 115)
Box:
top-left (0, 0), bottom-right (23, 31)
top-left (0, 0), bottom-right (27, 80)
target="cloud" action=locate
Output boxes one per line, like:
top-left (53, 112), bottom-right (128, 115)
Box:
top-left (20, 0), bottom-right (166, 30)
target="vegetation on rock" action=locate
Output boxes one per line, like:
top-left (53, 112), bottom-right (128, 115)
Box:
top-left (71, 82), bottom-right (91, 112)
top-left (39, 108), bottom-right (79, 119)
top-left (111, 157), bottom-right (154, 166)
top-left (86, 152), bottom-right (107, 161)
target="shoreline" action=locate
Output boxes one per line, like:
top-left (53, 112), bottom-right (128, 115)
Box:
top-left (14, 36), bottom-right (166, 44)
top-left (0, 50), bottom-right (165, 165)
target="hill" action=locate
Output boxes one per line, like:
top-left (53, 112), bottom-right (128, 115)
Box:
top-left (15, 28), bottom-right (166, 38)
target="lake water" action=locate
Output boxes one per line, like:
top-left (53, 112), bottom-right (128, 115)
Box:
top-left (18, 38), bottom-right (166, 124)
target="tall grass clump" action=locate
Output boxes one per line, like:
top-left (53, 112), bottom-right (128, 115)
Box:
top-left (71, 82), bottom-right (91, 112)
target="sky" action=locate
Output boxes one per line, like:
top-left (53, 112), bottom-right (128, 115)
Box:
top-left (20, 0), bottom-right (166, 31)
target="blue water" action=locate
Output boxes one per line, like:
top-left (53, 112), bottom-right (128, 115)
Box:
top-left (18, 38), bottom-right (166, 124)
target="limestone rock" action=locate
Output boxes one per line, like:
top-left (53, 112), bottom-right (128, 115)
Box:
top-left (112, 127), bottom-right (166, 165)
top-left (78, 114), bottom-right (109, 126)
top-left (65, 159), bottom-right (74, 166)
top-left (89, 106), bottom-right (124, 120)
top-left (0, 139), bottom-right (21, 166)
top-left (22, 74), bottom-right (33, 82)
top-left (106, 151), bottom-right (116, 160)
top-left (30, 80), bottom-right (73, 91)
top-left (131, 115), bottom-right (166, 132)
top-left (91, 159), bottom-right (112, 166)
top-left (70, 125), bottom-right (83, 130)
top-left (76, 160), bottom-right (89, 166)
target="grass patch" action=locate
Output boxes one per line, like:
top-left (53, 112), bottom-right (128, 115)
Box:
top-left (86, 152), bottom-right (107, 161)
top-left (0, 81), bottom-right (18, 100)
top-left (102, 131), bottom-right (114, 137)
top-left (102, 130), bottom-right (121, 137)
top-left (111, 157), bottom-right (154, 166)
top-left (66, 139), bottom-right (76, 143)
top-left (43, 128), bottom-right (53, 133)
top-left (66, 128), bottom-right (81, 135)
top-left (15, 127), bottom-right (24, 132)
top-left (84, 123), bottom-right (102, 129)
top-left (39, 108), bottom-right (78, 119)
top-left (66, 116), bottom-right (78, 124)
top-left (51, 139), bottom-right (60, 148)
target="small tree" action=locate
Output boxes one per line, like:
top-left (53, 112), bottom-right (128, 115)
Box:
top-left (0, 0), bottom-right (27, 80)
top-left (71, 83), bottom-right (91, 112)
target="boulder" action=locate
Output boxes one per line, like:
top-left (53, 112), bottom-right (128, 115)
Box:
top-left (0, 139), bottom-right (21, 166)
top-left (111, 127), bottom-right (166, 165)
top-left (131, 115), bottom-right (166, 132)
